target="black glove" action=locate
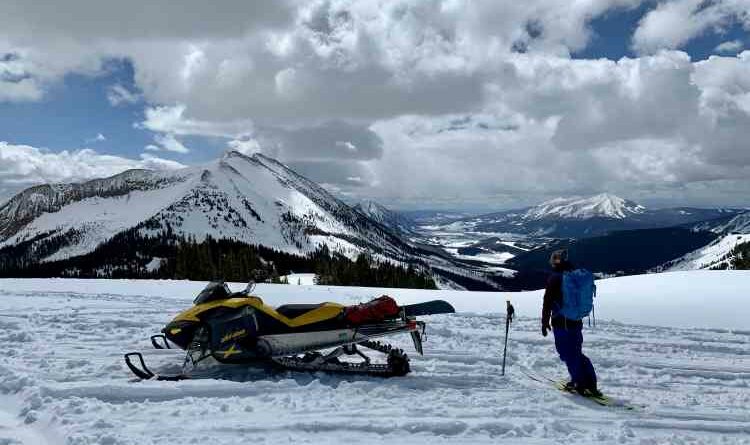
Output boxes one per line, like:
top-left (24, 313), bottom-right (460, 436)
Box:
top-left (542, 321), bottom-right (551, 337)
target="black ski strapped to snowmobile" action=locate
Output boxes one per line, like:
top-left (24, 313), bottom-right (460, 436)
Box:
top-left (125, 281), bottom-right (455, 380)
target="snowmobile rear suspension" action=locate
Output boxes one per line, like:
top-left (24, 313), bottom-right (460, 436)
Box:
top-left (271, 339), bottom-right (411, 377)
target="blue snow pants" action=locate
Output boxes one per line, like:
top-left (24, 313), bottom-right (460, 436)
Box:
top-left (553, 325), bottom-right (597, 389)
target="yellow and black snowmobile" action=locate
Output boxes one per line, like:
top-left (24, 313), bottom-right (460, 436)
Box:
top-left (125, 281), bottom-right (454, 380)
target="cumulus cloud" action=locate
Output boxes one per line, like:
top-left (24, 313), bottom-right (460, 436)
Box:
top-left (139, 105), bottom-right (254, 138)
top-left (0, 1), bottom-right (293, 41)
top-left (633, 0), bottom-right (750, 54)
top-left (253, 121), bottom-right (383, 162)
top-left (138, 153), bottom-right (186, 170)
top-left (85, 133), bottom-right (106, 144)
top-left (1, 1), bottom-right (750, 208)
top-left (0, 141), bottom-right (185, 198)
top-left (107, 84), bottom-right (140, 106)
top-left (715, 40), bottom-right (744, 54)
top-left (362, 50), bottom-right (750, 208)
top-left (1, 0), bottom-right (648, 122)
top-left (0, 51), bottom-right (44, 102)
top-left (152, 133), bottom-right (190, 154)
top-left (227, 138), bottom-right (262, 156)
top-left (288, 159), bottom-right (376, 190)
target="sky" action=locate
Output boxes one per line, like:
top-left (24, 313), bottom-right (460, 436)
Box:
top-left (1, 0), bottom-right (749, 211)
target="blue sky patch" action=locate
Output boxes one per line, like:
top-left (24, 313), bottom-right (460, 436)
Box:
top-left (574, 3), bottom-right (651, 60)
top-left (0, 61), bottom-right (151, 158)
top-left (576, 2), bottom-right (747, 61)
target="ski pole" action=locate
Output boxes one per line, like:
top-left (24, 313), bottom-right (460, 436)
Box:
top-left (592, 286), bottom-right (597, 328)
top-left (592, 303), bottom-right (596, 328)
top-left (501, 300), bottom-right (515, 376)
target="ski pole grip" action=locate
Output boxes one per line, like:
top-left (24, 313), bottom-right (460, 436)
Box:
top-left (506, 300), bottom-right (515, 324)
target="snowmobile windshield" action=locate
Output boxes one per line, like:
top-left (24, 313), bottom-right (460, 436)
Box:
top-left (193, 282), bottom-right (232, 305)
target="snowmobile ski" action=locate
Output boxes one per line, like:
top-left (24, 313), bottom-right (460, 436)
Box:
top-left (124, 352), bottom-right (188, 381)
top-left (402, 300), bottom-right (455, 317)
top-left (521, 368), bottom-right (638, 410)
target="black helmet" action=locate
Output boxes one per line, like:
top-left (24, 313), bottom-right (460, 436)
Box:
top-left (549, 249), bottom-right (568, 267)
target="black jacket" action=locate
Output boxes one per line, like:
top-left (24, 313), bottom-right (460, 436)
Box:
top-left (542, 261), bottom-right (583, 329)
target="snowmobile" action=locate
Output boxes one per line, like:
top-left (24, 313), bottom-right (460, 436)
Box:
top-left (125, 281), bottom-right (455, 380)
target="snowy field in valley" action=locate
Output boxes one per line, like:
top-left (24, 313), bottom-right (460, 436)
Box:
top-left (1, 271), bottom-right (749, 444)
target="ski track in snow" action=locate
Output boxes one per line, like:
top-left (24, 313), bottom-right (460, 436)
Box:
top-left (0, 280), bottom-right (749, 444)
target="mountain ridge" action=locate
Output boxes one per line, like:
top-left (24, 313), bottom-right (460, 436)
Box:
top-left (0, 151), bottom-right (415, 266)
top-left (353, 200), bottom-right (416, 236)
top-left (438, 193), bottom-right (745, 238)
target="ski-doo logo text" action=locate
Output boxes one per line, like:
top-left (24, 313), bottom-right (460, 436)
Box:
top-left (221, 329), bottom-right (247, 343)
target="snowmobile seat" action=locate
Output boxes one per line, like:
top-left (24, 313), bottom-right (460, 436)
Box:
top-left (275, 303), bottom-right (327, 319)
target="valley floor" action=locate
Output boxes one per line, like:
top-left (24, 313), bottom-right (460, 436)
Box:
top-left (0, 276), bottom-right (749, 444)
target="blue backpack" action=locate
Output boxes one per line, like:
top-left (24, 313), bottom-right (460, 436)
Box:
top-left (557, 269), bottom-right (596, 320)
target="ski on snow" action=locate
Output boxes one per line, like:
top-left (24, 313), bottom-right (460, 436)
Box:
top-left (520, 368), bottom-right (639, 411)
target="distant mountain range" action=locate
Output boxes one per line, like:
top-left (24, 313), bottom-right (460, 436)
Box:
top-left (436, 193), bottom-right (746, 238)
top-left (401, 210), bottom-right (480, 227)
top-left (348, 194), bottom-right (750, 285)
top-left (410, 193), bottom-right (750, 287)
top-left (2, 161), bottom-right (747, 290)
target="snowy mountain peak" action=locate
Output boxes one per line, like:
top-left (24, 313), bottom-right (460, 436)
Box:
top-left (0, 152), bottom-right (412, 265)
top-left (524, 193), bottom-right (646, 220)
top-left (354, 200), bottom-right (415, 236)
top-left (355, 200), bottom-right (391, 221)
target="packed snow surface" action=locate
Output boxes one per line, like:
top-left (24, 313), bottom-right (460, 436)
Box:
top-left (1, 271), bottom-right (749, 444)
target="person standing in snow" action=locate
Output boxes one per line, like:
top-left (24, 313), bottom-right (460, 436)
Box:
top-left (541, 249), bottom-right (600, 396)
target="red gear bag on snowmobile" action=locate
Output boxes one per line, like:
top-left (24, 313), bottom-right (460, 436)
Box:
top-left (344, 296), bottom-right (400, 325)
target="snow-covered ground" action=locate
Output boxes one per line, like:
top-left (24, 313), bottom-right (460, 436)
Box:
top-left (444, 248), bottom-right (515, 265)
top-left (1, 272), bottom-right (749, 444)
top-left (278, 273), bottom-right (317, 285)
